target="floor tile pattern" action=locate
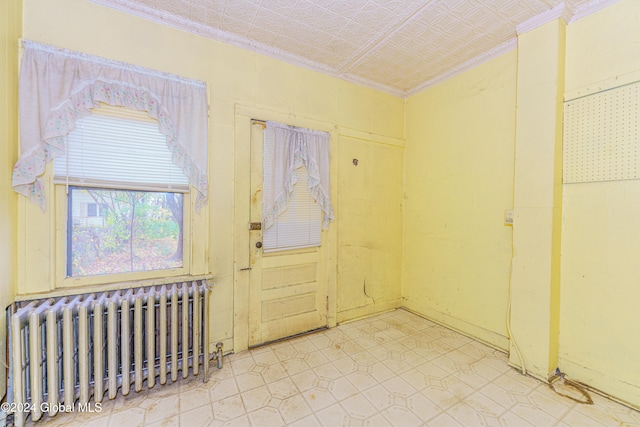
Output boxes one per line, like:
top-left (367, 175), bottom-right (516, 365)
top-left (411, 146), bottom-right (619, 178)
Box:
top-left (21, 309), bottom-right (640, 426)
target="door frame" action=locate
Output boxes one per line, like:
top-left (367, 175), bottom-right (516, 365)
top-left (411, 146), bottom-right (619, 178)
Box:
top-left (233, 103), bottom-right (338, 353)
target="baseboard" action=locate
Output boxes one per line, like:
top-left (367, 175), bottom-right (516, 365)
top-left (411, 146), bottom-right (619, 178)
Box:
top-left (402, 300), bottom-right (509, 352)
top-left (336, 298), bottom-right (402, 324)
top-left (560, 357), bottom-right (640, 410)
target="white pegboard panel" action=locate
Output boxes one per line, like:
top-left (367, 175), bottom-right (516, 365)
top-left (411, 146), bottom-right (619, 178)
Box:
top-left (563, 81), bottom-right (640, 183)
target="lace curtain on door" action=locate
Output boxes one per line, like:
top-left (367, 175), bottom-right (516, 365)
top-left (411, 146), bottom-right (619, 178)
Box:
top-left (262, 121), bottom-right (334, 230)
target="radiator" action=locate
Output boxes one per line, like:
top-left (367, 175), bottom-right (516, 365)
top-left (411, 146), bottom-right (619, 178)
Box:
top-left (7, 280), bottom-right (221, 427)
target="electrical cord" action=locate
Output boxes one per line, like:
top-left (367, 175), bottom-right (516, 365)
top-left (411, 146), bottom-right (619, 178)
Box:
top-left (506, 291), bottom-right (526, 376)
top-left (506, 250), bottom-right (527, 376)
top-left (548, 371), bottom-right (593, 404)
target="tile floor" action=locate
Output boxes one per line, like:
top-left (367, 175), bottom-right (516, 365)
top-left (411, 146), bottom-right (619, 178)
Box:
top-left (20, 309), bottom-right (640, 427)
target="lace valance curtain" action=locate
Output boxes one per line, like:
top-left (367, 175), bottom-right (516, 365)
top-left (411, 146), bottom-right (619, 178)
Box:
top-left (12, 40), bottom-right (209, 210)
top-left (263, 121), bottom-right (334, 230)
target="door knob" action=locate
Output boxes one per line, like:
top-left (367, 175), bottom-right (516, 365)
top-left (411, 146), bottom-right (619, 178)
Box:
top-left (256, 241), bottom-right (263, 248)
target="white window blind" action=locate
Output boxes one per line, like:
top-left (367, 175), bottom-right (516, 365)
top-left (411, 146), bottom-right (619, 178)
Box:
top-left (263, 165), bottom-right (321, 252)
top-left (53, 104), bottom-right (189, 192)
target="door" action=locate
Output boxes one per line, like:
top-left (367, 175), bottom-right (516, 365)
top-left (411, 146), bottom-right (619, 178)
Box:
top-left (247, 121), bottom-right (329, 347)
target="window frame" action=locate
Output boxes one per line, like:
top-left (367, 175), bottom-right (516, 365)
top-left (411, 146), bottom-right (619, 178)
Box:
top-left (50, 104), bottom-right (196, 288)
top-left (49, 104), bottom-right (195, 288)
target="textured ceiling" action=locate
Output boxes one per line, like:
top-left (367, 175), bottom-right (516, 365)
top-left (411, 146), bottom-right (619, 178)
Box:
top-left (92, 0), bottom-right (617, 97)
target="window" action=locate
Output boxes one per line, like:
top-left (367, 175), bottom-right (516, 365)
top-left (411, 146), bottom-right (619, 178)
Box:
top-left (54, 104), bottom-right (189, 278)
top-left (261, 121), bottom-right (333, 252)
top-left (13, 41), bottom-right (209, 293)
top-left (263, 165), bottom-right (322, 252)
top-left (67, 187), bottom-right (183, 276)
top-left (86, 203), bottom-right (98, 217)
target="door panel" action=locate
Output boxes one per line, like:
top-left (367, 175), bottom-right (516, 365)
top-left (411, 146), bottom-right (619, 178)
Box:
top-left (248, 122), bottom-right (328, 347)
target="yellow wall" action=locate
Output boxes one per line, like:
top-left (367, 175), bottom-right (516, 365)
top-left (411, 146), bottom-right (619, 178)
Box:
top-left (403, 50), bottom-right (517, 350)
top-left (404, 1), bottom-right (640, 408)
top-left (19, 0), bottom-right (405, 352)
top-left (337, 135), bottom-right (404, 322)
top-left (561, 0), bottom-right (640, 407)
top-left (509, 19), bottom-right (565, 380)
top-left (0, 0), bottom-right (22, 400)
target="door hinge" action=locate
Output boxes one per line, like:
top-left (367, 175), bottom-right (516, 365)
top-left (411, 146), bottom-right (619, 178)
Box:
top-left (326, 296), bottom-right (329, 311)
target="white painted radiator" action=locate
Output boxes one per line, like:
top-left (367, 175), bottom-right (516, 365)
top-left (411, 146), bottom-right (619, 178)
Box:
top-left (7, 280), bottom-right (219, 427)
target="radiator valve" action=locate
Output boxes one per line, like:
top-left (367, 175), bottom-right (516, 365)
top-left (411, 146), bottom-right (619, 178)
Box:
top-left (215, 342), bottom-right (224, 369)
